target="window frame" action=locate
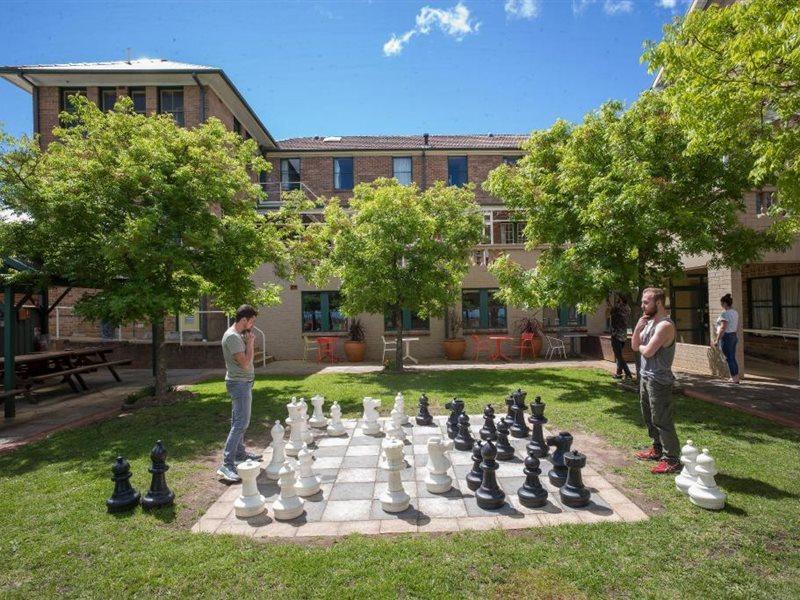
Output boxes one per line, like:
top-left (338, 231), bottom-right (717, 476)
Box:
top-left (59, 87), bottom-right (87, 113)
top-left (462, 288), bottom-right (507, 331)
top-left (747, 274), bottom-right (800, 330)
top-left (384, 308), bottom-right (430, 332)
top-left (447, 156), bottom-right (468, 187)
top-left (99, 87), bottom-right (118, 112)
top-left (392, 156), bottom-right (413, 186)
top-left (280, 158), bottom-right (302, 191)
top-left (502, 155), bottom-right (521, 166)
top-left (333, 157), bottom-right (354, 191)
top-left (756, 190), bottom-right (775, 215)
top-left (128, 87), bottom-right (147, 115)
top-left (301, 291), bottom-right (347, 333)
top-left (157, 87), bottom-right (185, 127)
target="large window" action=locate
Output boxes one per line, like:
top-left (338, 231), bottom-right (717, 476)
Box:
top-left (334, 157), bottom-right (354, 190)
top-left (302, 291), bottom-right (347, 332)
top-left (100, 88), bottom-right (117, 112)
top-left (749, 275), bottom-right (800, 330)
top-left (482, 210), bottom-right (526, 245)
top-left (462, 289), bottom-right (507, 330)
top-left (393, 157), bottom-right (412, 186)
top-left (129, 88), bottom-right (147, 114)
top-left (281, 158), bottom-right (301, 191)
top-left (159, 88), bottom-right (184, 126)
top-left (448, 156), bottom-right (468, 187)
top-left (59, 88), bottom-right (87, 125)
top-left (384, 309), bottom-right (429, 331)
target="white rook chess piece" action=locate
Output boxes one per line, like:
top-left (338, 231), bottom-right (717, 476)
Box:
top-left (309, 394), bottom-right (328, 429)
top-left (233, 459), bottom-right (266, 518)
top-left (394, 392), bottom-right (409, 425)
top-left (327, 401), bottom-right (347, 437)
top-left (675, 439), bottom-right (699, 495)
top-left (380, 438), bottom-right (410, 513)
top-left (425, 436), bottom-right (454, 494)
top-left (294, 444), bottom-right (321, 497)
top-left (265, 421), bottom-right (286, 480)
top-left (272, 460), bottom-right (305, 520)
top-left (362, 397), bottom-right (382, 435)
top-left (285, 400), bottom-right (304, 458)
top-left (297, 397), bottom-right (314, 445)
top-left (688, 448), bottom-right (726, 510)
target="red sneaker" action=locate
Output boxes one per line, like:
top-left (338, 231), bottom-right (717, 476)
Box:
top-left (651, 459), bottom-right (681, 474)
top-left (634, 447), bottom-right (661, 461)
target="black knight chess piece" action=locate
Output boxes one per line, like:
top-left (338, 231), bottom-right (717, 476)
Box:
top-left (494, 419), bottom-right (515, 460)
top-left (454, 412), bottom-right (476, 451)
top-left (141, 440), bottom-right (175, 510)
top-left (547, 431), bottom-right (574, 488)
top-left (479, 404), bottom-right (498, 441)
top-left (466, 440), bottom-right (484, 491)
top-left (526, 395), bottom-right (549, 458)
top-left (475, 440), bottom-right (506, 510)
top-left (559, 450), bottom-right (591, 508)
top-left (106, 456), bottom-right (140, 513)
top-left (416, 393), bottom-right (434, 426)
top-left (517, 446), bottom-right (548, 508)
top-left (509, 391), bottom-right (530, 439)
top-left (445, 398), bottom-right (465, 439)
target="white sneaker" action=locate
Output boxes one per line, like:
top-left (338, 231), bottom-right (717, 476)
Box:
top-left (216, 465), bottom-right (242, 483)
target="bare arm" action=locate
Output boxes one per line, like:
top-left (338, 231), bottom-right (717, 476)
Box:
top-left (714, 319), bottom-right (728, 345)
top-left (631, 316), bottom-right (649, 352)
top-left (639, 321), bottom-right (675, 358)
top-left (233, 332), bottom-right (255, 369)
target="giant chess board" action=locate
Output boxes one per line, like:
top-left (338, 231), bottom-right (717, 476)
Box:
top-left (192, 415), bottom-right (647, 539)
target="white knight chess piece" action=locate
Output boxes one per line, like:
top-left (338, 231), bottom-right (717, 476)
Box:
top-left (265, 421), bottom-right (286, 480)
top-left (675, 439), bottom-right (699, 495)
top-left (394, 392), bottom-right (409, 425)
top-left (379, 438), bottom-right (411, 513)
top-left (233, 459), bottom-right (266, 517)
top-left (309, 394), bottom-right (328, 429)
top-left (327, 401), bottom-right (347, 436)
top-left (688, 448), bottom-right (726, 510)
top-left (294, 444), bottom-right (321, 497)
top-left (272, 460), bottom-right (305, 520)
top-left (425, 436), bottom-right (454, 494)
top-left (362, 397), bottom-right (382, 435)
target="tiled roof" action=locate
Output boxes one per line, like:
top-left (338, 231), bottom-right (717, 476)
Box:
top-left (277, 134), bottom-right (529, 151)
top-left (0, 59), bottom-right (219, 72)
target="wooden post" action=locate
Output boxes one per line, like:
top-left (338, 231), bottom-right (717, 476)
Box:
top-left (4, 286), bottom-right (16, 418)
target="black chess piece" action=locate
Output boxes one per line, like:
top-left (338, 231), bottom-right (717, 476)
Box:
top-left (547, 431), bottom-right (574, 488)
top-left (106, 456), bottom-right (140, 513)
top-left (559, 450), bottom-right (591, 508)
top-left (466, 440), bottom-right (484, 491)
top-left (454, 412), bottom-right (475, 451)
top-left (141, 440), bottom-right (175, 510)
top-left (479, 404), bottom-right (498, 441)
top-left (445, 398), bottom-right (464, 439)
top-left (502, 393), bottom-right (515, 427)
top-left (475, 440), bottom-right (506, 510)
top-left (509, 392), bottom-right (530, 438)
top-left (494, 419), bottom-right (515, 460)
top-left (517, 446), bottom-right (548, 508)
top-left (415, 393), bottom-right (434, 426)
top-left (526, 395), bottom-right (549, 458)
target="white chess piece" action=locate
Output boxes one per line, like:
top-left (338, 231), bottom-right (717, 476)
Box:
top-left (389, 407), bottom-right (407, 441)
top-left (425, 436), bottom-right (454, 494)
top-left (285, 399), bottom-right (304, 458)
top-left (233, 459), bottom-right (266, 517)
top-left (362, 397), bottom-right (382, 435)
top-left (327, 401), bottom-right (347, 436)
top-left (265, 421), bottom-right (286, 480)
top-left (272, 460), bottom-right (305, 520)
top-left (380, 438), bottom-right (410, 513)
top-left (294, 444), bottom-right (322, 497)
top-left (309, 394), bottom-right (328, 429)
top-left (688, 448), bottom-right (726, 510)
top-left (675, 439), bottom-right (699, 495)
top-left (297, 397), bottom-right (314, 445)
top-left (394, 392), bottom-right (409, 425)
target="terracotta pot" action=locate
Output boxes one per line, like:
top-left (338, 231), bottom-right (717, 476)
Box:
top-left (443, 338), bottom-right (467, 360)
top-left (343, 340), bottom-right (366, 362)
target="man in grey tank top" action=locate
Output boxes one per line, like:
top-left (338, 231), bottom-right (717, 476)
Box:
top-left (631, 287), bottom-right (681, 474)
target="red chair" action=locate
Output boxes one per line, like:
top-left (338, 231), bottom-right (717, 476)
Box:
top-left (515, 332), bottom-right (536, 359)
top-left (470, 334), bottom-right (491, 361)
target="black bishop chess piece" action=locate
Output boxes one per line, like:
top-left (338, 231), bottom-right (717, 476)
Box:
top-left (494, 419), bottom-right (515, 460)
top-left (475, 440), bottom-right (506, 510)
top-left (415, 393), bottom-right (434, 426)
top-left (445, 398), bottom-right (465, 440)
top-left (106, 456), bottom-right (140, 513)
top-left (479, 404), bottom-right (498, 441)
top-left (502, 393), bottom-right (515, 427)
top-left (526, 395), bottom-right (549, 458)
top-left (141, 440), bottom-right (175, 510)
top-left (559, 450), bottom-right (591, 508)
top-left (454, 412), bottom-right (476, 451)
top-left (546, 431), bottom-right (574, 488)
top-left (509, 391), bottom-right (530, 439)
top-left (517, 446), bottom-right (548, 508)
top-left (466, 440), bottom-right (484, 491)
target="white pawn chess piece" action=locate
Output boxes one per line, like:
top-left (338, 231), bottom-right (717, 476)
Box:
top-left (394, 392), bottom-right (409, 425)
top-left (326, 401), bottom-right (347, 437)
top-left (272, 460), bottom-right (305, 520)
top-left (309, 394), bottom-right (328, 429)
top-left (362, 397), bottom-right (382, 435)
top-left (265, 421), bottom-right (286, 480)
top-left (675, 439), bottom-right (700, 495)
top-left (425, 436), bottom-right (454, 494)
top-left (294, 444), bottom-right (322, 497)
top-left (688, 448), bottom-right (726, 510)
top-left (233, 459), bottom-right (266, 517)
top-left (297, 397), bottom-right (314, 445)
top-left (380, 438), bottom-right (410, 513)
top-left (285, 400), bottom-right (304, 458)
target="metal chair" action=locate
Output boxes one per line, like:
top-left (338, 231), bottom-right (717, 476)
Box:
top-left (470, 334), bottom-right (491, 361)
top-left (545, 334), bottom-right (567, 360)
top-left (382, 336), bottom-right (398, 363)
top-left (302, 335), bottom-right (319, 362)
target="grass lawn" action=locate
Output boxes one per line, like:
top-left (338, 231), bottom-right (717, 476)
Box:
top-left (1, 367), bottom-right (798, 598)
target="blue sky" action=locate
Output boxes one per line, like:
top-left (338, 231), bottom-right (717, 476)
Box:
top-left (0, 0), bottom-right (687, 140)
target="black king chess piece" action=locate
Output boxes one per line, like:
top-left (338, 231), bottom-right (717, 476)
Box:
top-left (445, 398), bottom-right (465, 440)
top-left (415, 393), bottom-right (434, 426)
top-left (106, 456), bottom-right (141, 513)
top-left (509, 390), bottom-right (530, 438)
top-left (141, 440), bottom-right (175, 510)
top-left (494, 419), bottom-right (515, 460)
top-left (466, 440), bottom-right (484, 491)
top-left (517, 446), bottom-right (548, 508)
top-left (526, 395), bottom-right (549, 458)
top-left (546, 431), bottom-right (574, 488)
top-left (454, 412), bottom-right (476, 451)
top-left (479, 404), bottom-right (498, 441)
top-left (475, 440), bottom-right (506, 510)
top-left (559, 450), bottom-right (591, 508)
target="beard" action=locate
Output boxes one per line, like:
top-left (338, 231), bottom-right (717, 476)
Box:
top-left (643, 304), bottom-right (657, 317)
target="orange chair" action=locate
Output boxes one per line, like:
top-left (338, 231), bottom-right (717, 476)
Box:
top-left (514, 332), bottom-right (536, 359)
top-left (470, 334), bottom-right (491, 361)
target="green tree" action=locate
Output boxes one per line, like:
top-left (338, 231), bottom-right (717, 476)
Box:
top-left (312, 178), bottom-right (483, 372)
top-left (0, 97), bottom-right (301, 395)
top-left (644, 0), bottom-right (800, 236)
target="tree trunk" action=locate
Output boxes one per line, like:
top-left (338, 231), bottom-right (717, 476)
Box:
top-left (152, 318), bottom-right (168, 397)
top-left (394, 309), bottom-right (404, 374)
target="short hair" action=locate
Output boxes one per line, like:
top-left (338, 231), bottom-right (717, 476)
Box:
top-left (721, 293), bottom-right (733, 308)
top-left (235, 304), bottom-right (258, 322)
top-left (642, 287), bottom-right (666, 306)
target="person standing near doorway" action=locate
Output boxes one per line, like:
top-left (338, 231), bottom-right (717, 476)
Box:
top-left (713, 293), bottom-right (740, 384)
top-left (610, 295), bottom-right (633, 380)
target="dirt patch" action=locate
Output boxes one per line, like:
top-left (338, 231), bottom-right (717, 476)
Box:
top-left (121, 389), bottom-right (195, 411)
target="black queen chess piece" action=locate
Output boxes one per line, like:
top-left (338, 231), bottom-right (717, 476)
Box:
top-left (494, 419), bottom-right (516, 461)
top-left (547, 431), bottom-right (574, 488)
top-left (466, 440), bottom-right (484, 491)
top-left (475, 440), bottom-right (506, 510)
top-left (141, 440), bottom-right (175, 510)
top-left (509, 390), bottom-right (530, 439)
top-left (454, 412), bottom-right (476, 451)
top-left (106, 456), bottom-right (140, 513)
top-left (559, 450), bottom-right (591, 508)
top-left (415, 393), bottom-right (434, 426)
top-left (479, 404), bottom-right (498, 441)
top-left (526, 396), bottom-right (549, 458)
top-left (445, 398), bottom-right (465, 440)
top-left (517, 446), bottom-right (548, 508)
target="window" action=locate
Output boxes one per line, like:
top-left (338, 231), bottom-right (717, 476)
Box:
top-left (233, 117), bottom-right (241, 135)
top-left (448, 156), bottom-right (468, 187)
top-left (302, 291), bottom-right (347, 332)
top-left (756, 191), bottom-right (775, 215)
top-left (503, 156), bottom-right (521, 166)
top-left (483, 210), bottom-right (525, 244)
top-left (100, 88), bottom-right (117, 112)
top-left (557, 305), bottom-right (586, 328)
top-left (281, 158), bottom-right (301, 191)
top-left (259, 170), bottom-right (269, 193)
top-left (393, 157), bottom-right (412, 186)
top-left (59, 88), bottom-right (87, 125)
top-left (749, 277), bottom-right (773, 329)
top-left (159, 88), bottom-right (184, 126)
top-left (384, 309), bottom-right (429, 331)
top-left (462, 289), bottom-right (507, 330)
top-left (334, 157), bottom-right (354, 190)
top-left (129, 88), bottom-right (147, 114)
top-left (748, 275), bottom-right (800, 330)
top-left (499, 222), bottom-right (525, 244)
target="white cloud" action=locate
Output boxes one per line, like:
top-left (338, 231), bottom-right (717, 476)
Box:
top-left (572, 0), bottom-right (633, 15)
top-left (504, 0), bottom-right (540, 20)
top-left (383, 2), bottom-right (480, 57)
top-left (657, 0), bottom-right (678, 8)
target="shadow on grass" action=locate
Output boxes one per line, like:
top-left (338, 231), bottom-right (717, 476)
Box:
top-left (716, 473), bottom-right (800, 501)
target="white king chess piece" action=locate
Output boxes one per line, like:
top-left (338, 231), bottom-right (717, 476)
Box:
top-left (272, 460), bottom-right (305, 521)
top-left (297, 397), bottom-right (314, 445)
top-left (688, 448), bottom-right (726, 510)
top-left (362, 397), bottom-right (382, 435)
top-left (327, 401), bottom-right (347, 437)
top-left (675, 439), bottom-right (700, 495)
top-left (309, 394), bottom-right (328, 429)
top-left (285, 399), bottom-right (304, 458)
top-left (394, 392), bottom-right (409, 425)
top-left (294, 444), bottom-right (321, 497)
top-left (379, 438), bottom-right (411, 513)
top-left (425, 436), bottom-right (454, 494)
top-left (233, 459), bottom-right (266, 518)
top-left (265, 421), bottom-right (286, 480)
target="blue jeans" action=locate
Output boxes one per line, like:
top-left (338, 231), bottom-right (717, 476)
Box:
top-left (223, 379), bottom-right (254, 468)
top-left (720, 332), bottom-right (739, 377)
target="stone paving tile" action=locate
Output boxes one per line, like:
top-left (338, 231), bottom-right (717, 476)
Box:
top-left (338, 520), bottom-right (382, 535)
top-left (337, 468), bottom-right (377, 483)
top-left (314, 445), bottom-right (349, 457)
top-left (341, 454), bottom-right (380, 468)
top-left (313, 456), bottom-right (344, 469)
top-left (345, 445), bottom-right (380, 457)
top-left (193, 518), bottom-right (224, 533)
top-left (322, 499), bottom-right (373, 521)
top-left (294, 521), bottom-right (341, 537)
top-left (379, 519), bottom-right (418, 534)
top-left (369, 500), bottom-right (421, 521)
top-left (457, 516), bottom-right (501, 531)
top-left (417, 497), bottom-right (468, 518)
top-left (329, 482), bottom-right (375, 501)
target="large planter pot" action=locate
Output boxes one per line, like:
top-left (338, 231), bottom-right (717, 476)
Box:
top-left (443, 338), bottom-right (467, 360)
top-left (344, 341), bottom-right (366, 362)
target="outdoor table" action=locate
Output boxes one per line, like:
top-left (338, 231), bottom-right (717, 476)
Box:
top-left (402, 337), bottom-right (420, 364)
top-left (560, 332), bottom-right (589, 356)
top-left (489, 336), bottom-right (513, 361)
top-left (314, 337), bottom-right (339, 363)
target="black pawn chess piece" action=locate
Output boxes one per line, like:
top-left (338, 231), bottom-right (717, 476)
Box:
top-left (445, 398), bottom-right (464, 439)
top-left (479, 404), bottom-right (498, 441)
top-left (475, 440), bottom-right (506, 510)
top-left (517, 446), bottom-right (548, 508)
top-left (141, 440), bottom-right (175, 510)
top-left (547, 431), bottom-right (574, 488)
top-left (502, 393), bottom-right (515, 427)
top-left (106, 456), bottom-right (140, 513)
top-left (466, 440), bottom-right (484, 491)
top-left (454, 412), bottom-right (476, 451)
top-left (526, 395), bottom-right (549, 458)
top-left (560, 450), bottom-right (591, 508)
top-left (416, 393), bottom-right (434, 426)
top-left (494, 419), bottom-right (515, 460)
top-left (509, 393), bottom-right (530, 439)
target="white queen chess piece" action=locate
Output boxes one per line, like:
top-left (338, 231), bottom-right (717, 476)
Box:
top-left (327, 401), bottom-right (347, 437)
top-left (272, 460), bottom-right (305, 520)
top-left (688, 448), bottom-right (726, 510)
top-left (233, 459), bottom-right (266, 518)
top-left (294, 444), bottom-right (321, 497)
top-left (675, 439), bottom-right (699, 495)
top-left (309, 394), bottom-right (328, 429)
top-left (394, 392), bottom-right (409, 425)
top-left (297, 397), bottom-right (315, 445)
top-left (265, 421), bottom-right (286, 480)
top-left (285, 399), bottom-right (304, 458)
top-left (380, 438), bottom-right (411, 513)
top-left (362, 397), bottom-right (382, 435)
top-left (425, 436), bottom-right (454, 494)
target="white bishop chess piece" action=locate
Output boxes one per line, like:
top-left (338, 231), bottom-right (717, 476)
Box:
top-left (425, 436), bottom-right (454, 494)
top-left (294, 444), bottom-right (321, 497)
top-left (297, 397), bottom-right (315, 445)
top-left (285, 399), bottom-right (304, 458)
top-left (688, 448), bottom-right (726, 510)
top-left (233, 459), bottom-right (266, 518)
top-left (362, 397), bottom-right (382, 435)
top-left (379, 438), bottom-right (411, 513)
top-left (272, 460), bottom-right (305, 520)
top-left (394, 392), bottom-right (410, 425)
top-left (309, 394), bottom-right (328, 429)
top-left (675, 439), bottom-right (699, 495)
top-left (265, 421), bottom-right (286, 480)
top-left (326, 401), bottom-right (347, 436)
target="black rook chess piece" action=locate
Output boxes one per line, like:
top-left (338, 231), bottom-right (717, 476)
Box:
top-left (526, 396), bottom-right (549, 458)
top-left (517, 446), bottom-right (548, 508)
top-left (509, 392), bottom-right (530, 439)
top-left (475, 440), bottom-right (506, 510)
top-left (416, 393), bottom-right (434, 426)
top-left (454, 412), bottom-right (476, 451)
top-left (559, 450), bottom-right (591, 508)
top-left (141, 440), bottom-right (175, 510)
top-left (445, 398), bottom-right (465, 439)
top-left (466, 440), bottom-right (484, 491)
top-left (106, 456), bottom-right (140, 513)
top-left (479, 404), bottom-right (498, 441)
top-left (494, 419), bottom-right (515, 460)
top-left (547, 431), bottom-right (574, 488)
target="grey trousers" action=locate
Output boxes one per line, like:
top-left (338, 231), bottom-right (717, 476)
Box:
top-left (640, 378), bottom-right (680, 460)
top-left (223, 379), bottom-right (254, 468)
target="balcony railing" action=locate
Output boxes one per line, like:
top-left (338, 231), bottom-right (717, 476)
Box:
top-left (258, 180), bottom-right (319, 208)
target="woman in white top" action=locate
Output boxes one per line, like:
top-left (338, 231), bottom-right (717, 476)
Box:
top-left (714, 293), bottom-right (740, 383)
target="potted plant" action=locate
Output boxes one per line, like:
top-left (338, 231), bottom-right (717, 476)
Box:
top-left (343, 318), bottom-right (366, 362)
top-left (514, 315), bottom-right (545, 358)
top-left (442, 308), bottom-right (467, 360)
